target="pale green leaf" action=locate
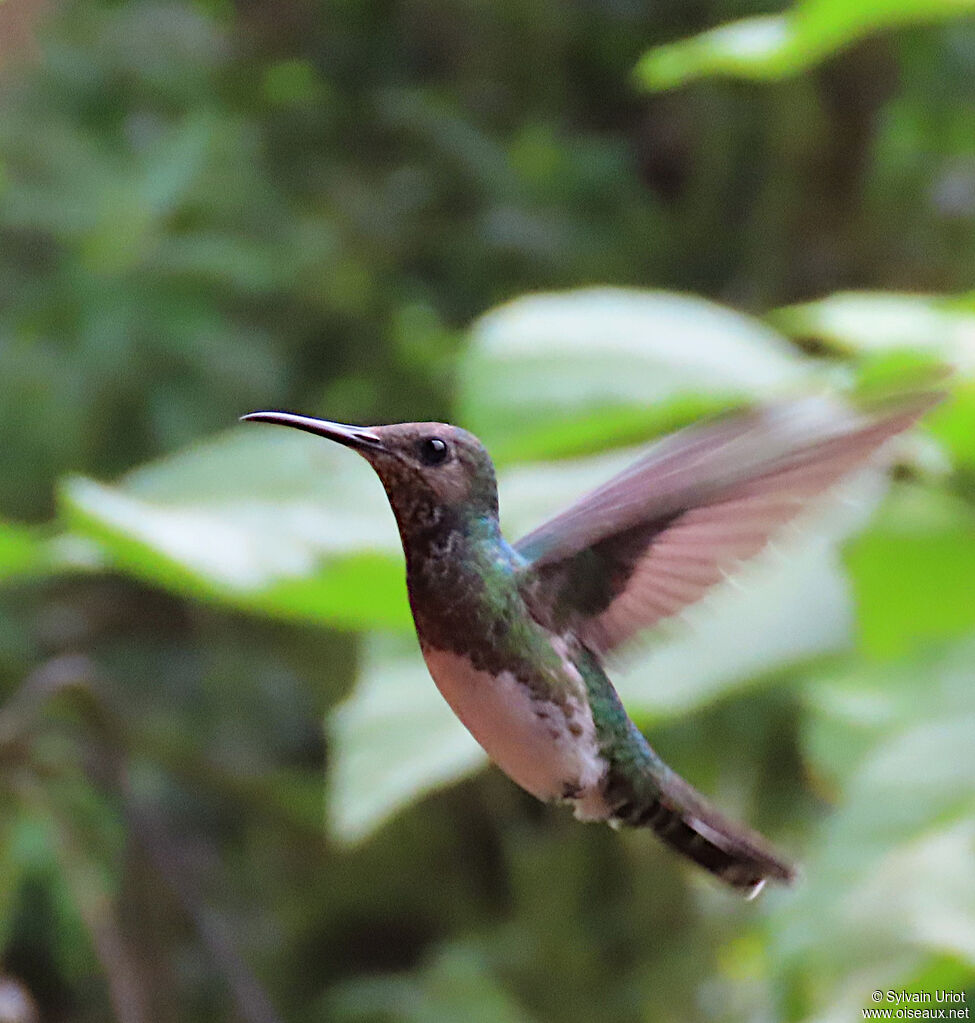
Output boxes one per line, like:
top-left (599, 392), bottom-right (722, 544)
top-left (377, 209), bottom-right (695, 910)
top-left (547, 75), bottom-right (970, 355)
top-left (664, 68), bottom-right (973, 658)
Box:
top-left (0, 519), bottom-right (50, 583)
top-left (772, 709), bottom-right (975, 1021)
top-left (59, 426), bottom-right (412, 629)
top-left (460, 287), bottom-right (810, 463)
top-left (637, 15), bottom-right (798, 90)
top-left (771, 291), bottom-right (975, 372)
top-left (802, 638), bottom-right (975, 793)
top-left (928, 382), bottom-right (975, 468)
top-left (845, 485), bottom-right (975, 659)
top-left (636, 0), bottom-right (975, 92)
top-left (330, 943), bottom-right (539, 1023)
top-left (327, 634), bottom-right (486, 844)
top-left (772, 642), bottom-right (975, 1018)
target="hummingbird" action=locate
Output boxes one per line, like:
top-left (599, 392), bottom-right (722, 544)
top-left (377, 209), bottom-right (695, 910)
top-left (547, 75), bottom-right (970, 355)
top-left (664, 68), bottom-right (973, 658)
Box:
top-left (242, 388), bottom-right (936, 896)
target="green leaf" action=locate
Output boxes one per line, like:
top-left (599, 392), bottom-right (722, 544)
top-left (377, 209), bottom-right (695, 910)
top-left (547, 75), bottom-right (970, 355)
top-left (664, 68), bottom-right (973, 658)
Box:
top-left (0, 519), bottom-right (54, 583)
top-left (928, 382), bottom-right (975, 468)
top-left (327, 634), bottom-right (486, 844)
top-left (0, 519), bottom-right (113, 587)
top-left (770, 638), bottom-right (975, 1019)
top-left (772, 705), bottom-right (975, 1017)
top-left (329, 943), bottom-right (538, 1023)
top-left (635, 0), bottom-right (975, 92)
top-left (459, 287), bottom-right (811, 463)
top-left (59, 426), bottom-right (412, 629)
top-left (845, 485), bottom-right (975, 659)
top-left (771, 291), bottom-right (975, 371)
top-left (769, 291), bottom-right (975, 468)
top-left (802, 639), bottom-right (975, 793)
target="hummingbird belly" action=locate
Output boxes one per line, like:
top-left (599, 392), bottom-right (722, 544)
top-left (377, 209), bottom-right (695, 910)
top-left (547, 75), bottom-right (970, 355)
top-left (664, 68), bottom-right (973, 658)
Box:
top-left (421, 646), bottom-right (610, 820)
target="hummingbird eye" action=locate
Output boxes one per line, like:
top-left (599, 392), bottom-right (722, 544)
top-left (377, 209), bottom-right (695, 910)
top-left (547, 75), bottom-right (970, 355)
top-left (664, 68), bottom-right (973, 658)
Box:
top-left (417, 437), bottom-right (449, 466)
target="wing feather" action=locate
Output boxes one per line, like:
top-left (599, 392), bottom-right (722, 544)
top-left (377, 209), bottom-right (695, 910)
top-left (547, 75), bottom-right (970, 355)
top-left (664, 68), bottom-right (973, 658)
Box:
top-left (515, 390), bottom-right (940, 654)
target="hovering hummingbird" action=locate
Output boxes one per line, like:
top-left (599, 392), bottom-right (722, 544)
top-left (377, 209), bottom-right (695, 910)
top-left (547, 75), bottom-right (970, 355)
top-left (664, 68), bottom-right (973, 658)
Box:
top-left (243, 389), bottom-right (936, 896)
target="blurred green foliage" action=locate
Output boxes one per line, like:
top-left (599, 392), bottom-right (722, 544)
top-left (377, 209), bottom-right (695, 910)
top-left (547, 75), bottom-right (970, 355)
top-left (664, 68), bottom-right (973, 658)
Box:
top-left (0, 1), bottom-right (974, 1022)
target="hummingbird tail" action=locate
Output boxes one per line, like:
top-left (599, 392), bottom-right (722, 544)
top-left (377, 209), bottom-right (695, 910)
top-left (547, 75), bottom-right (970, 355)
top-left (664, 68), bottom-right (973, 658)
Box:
top-left (611, 773), bottom-right (796, 896)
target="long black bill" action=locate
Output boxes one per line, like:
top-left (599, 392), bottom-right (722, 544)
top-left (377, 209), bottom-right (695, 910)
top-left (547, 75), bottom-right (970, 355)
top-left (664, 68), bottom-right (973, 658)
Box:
top-left (240, 411), bottom-right (383, 452)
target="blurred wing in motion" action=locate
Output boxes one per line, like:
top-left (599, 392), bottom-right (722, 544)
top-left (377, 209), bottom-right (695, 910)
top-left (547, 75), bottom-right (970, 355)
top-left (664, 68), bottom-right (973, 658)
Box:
top-left (515, 389), bottom-right (940, 655)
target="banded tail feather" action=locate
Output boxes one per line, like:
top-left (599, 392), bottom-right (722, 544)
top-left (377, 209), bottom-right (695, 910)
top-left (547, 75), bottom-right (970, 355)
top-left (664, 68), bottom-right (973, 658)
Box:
top-left (611, 774), bottom-right (796, 897)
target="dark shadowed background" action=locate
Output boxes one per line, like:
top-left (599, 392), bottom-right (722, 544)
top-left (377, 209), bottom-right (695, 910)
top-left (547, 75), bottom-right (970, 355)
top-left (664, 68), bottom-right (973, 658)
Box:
top-left (0, 1), bottom-right (974, 1021)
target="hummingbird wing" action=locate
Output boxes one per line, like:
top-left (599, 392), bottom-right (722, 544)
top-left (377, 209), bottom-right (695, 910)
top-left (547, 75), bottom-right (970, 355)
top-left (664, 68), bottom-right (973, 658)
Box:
top-left (514, 389), bottom-right (939, 655)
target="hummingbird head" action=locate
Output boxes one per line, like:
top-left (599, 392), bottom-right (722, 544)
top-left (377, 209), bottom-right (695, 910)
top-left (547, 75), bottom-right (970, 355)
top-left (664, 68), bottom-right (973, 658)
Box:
top-left (241, 411), bottom-right (499, 529)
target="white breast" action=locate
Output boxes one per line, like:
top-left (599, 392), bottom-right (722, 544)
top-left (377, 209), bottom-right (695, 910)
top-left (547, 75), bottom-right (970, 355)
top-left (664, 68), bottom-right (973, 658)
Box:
top-left (422, 645), bottom-right (609, 820)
